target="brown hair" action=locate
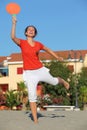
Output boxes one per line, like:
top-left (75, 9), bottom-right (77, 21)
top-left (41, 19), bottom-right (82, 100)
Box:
top-left (24, 25), bottom-right (37, 38)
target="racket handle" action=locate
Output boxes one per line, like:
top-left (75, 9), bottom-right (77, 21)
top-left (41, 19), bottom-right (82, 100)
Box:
top-left (12, 14), bottom-right (16, 17)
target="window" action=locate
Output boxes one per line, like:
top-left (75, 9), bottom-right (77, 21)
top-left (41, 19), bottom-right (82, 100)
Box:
top-left (17, 67), bottom-right (23, 74)
top-left (0, 84), bottom-right (8, 92)
top-left (68, 65), bottom-right (74, 72)
top-left (0, 67), bottom-right (8, 76)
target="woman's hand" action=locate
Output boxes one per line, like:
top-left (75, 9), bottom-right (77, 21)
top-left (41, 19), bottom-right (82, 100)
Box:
top-left (12, 16), bottom-right (17, 24)
top-left (57, 57), bottom-right (63, 61)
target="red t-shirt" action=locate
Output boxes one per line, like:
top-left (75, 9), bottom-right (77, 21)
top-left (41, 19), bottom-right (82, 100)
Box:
top-left (19, 39), bottom-right (44, 70)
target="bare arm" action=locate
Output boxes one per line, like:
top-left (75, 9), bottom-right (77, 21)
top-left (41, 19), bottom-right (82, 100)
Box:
top-left (43, 46), bottom-right (63, 61)
top-left (11, 16), bottom-right (20, 46)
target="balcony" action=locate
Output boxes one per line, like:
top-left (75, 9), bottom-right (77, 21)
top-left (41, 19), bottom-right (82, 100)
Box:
top-left (0, 67), bottom-right (8, 77)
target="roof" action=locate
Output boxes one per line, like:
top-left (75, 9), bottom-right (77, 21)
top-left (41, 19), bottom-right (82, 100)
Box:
top-left (9, 53), bottom-right (22, 62)
top-left (40, 50), bottom-right (87, 60)
top-left (0, 56), bottom-right (7, 63)
top-left (0, 50), bottom-right (87, 63)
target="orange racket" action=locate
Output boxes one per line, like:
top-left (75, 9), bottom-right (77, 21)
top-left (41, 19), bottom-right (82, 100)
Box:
top-left (6, 2), bottom-right (21, 16)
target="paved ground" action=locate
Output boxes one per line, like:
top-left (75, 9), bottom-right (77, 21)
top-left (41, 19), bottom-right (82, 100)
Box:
top-left (0, 110), bottom-right (87, 130)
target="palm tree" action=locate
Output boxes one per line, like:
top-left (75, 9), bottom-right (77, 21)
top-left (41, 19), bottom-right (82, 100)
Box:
top-left (17, 81), bottom-right (28, 110)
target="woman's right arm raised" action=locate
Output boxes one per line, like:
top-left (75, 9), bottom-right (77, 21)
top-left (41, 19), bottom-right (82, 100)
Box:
top-left (11, 16), bottom-right (20, 46)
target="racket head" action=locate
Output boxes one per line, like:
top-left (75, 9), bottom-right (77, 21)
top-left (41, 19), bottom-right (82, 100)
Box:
top-left (6, 2), bottom-right (21, 15)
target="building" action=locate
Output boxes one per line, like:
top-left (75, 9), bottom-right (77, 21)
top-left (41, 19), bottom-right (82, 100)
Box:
top-left (0, 50), bottom-right (87, 92)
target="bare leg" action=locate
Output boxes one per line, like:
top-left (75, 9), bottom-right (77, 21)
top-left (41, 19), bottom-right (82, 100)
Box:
top-left (58, 77), bottom-right (69, 90)
top-left (30, 102), bottom-right (38, 123)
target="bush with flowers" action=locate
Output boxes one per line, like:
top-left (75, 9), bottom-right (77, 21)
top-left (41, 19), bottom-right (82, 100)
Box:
top-left (37, 94), bottom-right (53, 109)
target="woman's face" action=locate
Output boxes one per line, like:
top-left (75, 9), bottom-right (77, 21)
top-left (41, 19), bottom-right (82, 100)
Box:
top-left (26, 26), bottom-right (36, 38)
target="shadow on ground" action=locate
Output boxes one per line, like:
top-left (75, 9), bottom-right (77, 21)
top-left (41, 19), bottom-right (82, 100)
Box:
top-left (25, 111), bottom-right (65, 121)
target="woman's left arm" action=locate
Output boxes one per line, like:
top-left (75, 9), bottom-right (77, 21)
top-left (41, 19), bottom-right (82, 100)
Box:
top-left (43, 46), bottom-right (63, 61)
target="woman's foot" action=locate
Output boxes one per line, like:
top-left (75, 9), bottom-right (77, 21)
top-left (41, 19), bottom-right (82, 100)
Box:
top-left (58, 77), bottom-right (69, 90)
top-left (30, 102), bottom-right (38, 124)
top-left (62, 79), bottom-right (69, 90)
top-left (34, 119), bottom-right (38, 124)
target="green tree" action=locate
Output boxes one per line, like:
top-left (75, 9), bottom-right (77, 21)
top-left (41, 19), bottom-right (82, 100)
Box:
top-left (5, 90), bottom-right (20, 109)
top-left (17, 81), bottom-right (28, 103)
top-left (17, 81), bottom-right (28, 110)
top-left (69, 67), bottom-right (87, 107)
top-left (43, 61), bottom-right (72, 105)
top-left (79, 86), bottom-right (87, 109)
top-left (68, 74), bottom-right (79, 106)
top-left (78, 67), bottom-right (87, 86)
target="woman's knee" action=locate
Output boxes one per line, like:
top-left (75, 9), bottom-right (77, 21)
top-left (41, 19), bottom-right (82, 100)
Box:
top-left (29, 93), bottom-right (37, 102)
top-left (50, 78), bottom-right (59, 85)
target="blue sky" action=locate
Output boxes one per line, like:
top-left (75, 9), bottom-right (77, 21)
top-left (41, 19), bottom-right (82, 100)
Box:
top-left (0, 0), bottom-right (87, 56)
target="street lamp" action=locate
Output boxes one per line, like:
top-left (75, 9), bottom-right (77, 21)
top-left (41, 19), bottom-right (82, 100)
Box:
top-left (68, 50), bottom-right (83, 110)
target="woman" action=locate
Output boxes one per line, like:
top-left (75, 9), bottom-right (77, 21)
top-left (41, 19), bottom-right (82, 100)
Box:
top-left (11, 16), bottom-right (69, 123)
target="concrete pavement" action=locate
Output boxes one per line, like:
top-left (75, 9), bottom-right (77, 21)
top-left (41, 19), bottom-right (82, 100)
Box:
top-left (0, 110), bottom-right (87, 130)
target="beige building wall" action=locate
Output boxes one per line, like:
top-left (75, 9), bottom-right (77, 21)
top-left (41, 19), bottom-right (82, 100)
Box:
top-left (0, 76), bottom-right (9, 84)
top-left (67, 61), bottom-right (84, 74)
top-left (0, 63), bottom-right (23, 91)
top-left (8, 63), bottom-right (23, 90)
top-left (84, 54), bottom-right (87, 67)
